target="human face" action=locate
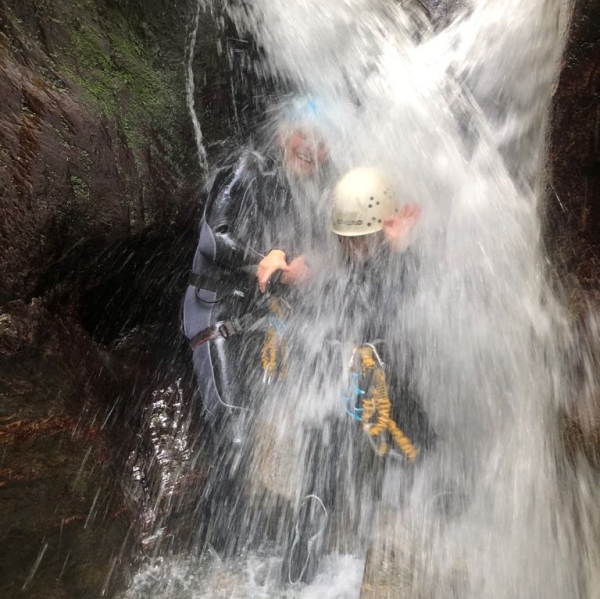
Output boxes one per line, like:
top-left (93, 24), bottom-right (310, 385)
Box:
top-left (280, 128), bottom-right (328, 177)
top-left (339, 232), bottom-right (385, 264)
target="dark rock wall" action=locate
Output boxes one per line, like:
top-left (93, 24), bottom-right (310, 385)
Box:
top-left (549, 0), bottom-right (600, 309)
top-left (545, 0), bottom-right (600, 478)
top-left (0, 1), bottom-right (221, 597)
top-left (0, 300), bottom-right (134, 598)
top-left (0, 0), bottom-right (201, 306)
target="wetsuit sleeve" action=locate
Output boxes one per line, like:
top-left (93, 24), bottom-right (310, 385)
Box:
top-left (201, 157), bottom-right (265, 270)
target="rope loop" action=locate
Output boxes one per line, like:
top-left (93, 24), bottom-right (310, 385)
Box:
top-left (346, 344), bottom-right (419, 462)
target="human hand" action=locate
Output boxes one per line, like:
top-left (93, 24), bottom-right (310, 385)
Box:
top-left (382, 204), bottom-right (421, 251)
top-left (281, 254), bottom-right (311, 287)
top-left (257, 249), bottom-right (290, 293)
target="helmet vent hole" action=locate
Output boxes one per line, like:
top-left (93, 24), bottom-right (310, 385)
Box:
top-left (376, 201), bottom-right (380, 205)
top-left (368, 204), bottom-right (372, 208)
top-left (378, 219), bottom-right (382, 223)
top-left (367, 223), bottom-right (372, 227)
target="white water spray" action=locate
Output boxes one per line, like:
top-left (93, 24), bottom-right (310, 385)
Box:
top-left (186, 0), bottom-right (209, 175)
top-left (125, 1), bottom-right (600, 598)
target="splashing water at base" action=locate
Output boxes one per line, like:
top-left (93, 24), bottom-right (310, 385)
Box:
top-left (125, 554), bottom-right (365, 599)
top-left (124, 1), bottom-right (600, 598)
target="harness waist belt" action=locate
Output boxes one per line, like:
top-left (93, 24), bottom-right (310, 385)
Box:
top-left (188, 310), bottom-right (270, 350)
top-left (189, 318), bottom-right (243, 350)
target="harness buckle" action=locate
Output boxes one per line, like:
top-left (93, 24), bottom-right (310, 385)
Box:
top-left (218, 320), bottom-right (239, 339)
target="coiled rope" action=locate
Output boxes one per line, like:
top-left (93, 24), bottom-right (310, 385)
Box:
top-left (261, 297), bottom-right (288, 382)
top-left (351, 345), bottom-right (419, 462)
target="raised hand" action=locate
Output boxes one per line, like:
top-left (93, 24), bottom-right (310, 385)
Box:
top-left (382, 204), bottom-right (421, 251)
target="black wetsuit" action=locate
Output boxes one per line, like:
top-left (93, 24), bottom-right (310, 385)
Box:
top-left (183, 146), bottom-right (333, 561)
top-left (182, 147), bottom-right (321, 438)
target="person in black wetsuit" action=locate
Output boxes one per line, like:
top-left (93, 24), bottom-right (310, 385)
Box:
top-left (182, 96), bottom-right (348, 561)
top-left (182, 96), bottom-right (336, 446)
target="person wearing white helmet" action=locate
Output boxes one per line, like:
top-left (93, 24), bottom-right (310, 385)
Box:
top-left (277, 168), bottom-right (434, 586)
top-left (328, 166), bottom-right (431, 440)
top-left (330, 166), bottom-right (421, 260)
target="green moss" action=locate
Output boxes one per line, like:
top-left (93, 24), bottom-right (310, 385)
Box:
top-left (64, 20), bottom-right (182, 155)
top-left (70, 175), bottom-right (90, 202)
top-left (77, 148), bottom-right (93, 172)
top-left (31, 0), bottom-right (54, 18)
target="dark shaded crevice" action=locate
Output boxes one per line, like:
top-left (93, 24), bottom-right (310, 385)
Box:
top-left (31, 205), bottom-right (201, 344)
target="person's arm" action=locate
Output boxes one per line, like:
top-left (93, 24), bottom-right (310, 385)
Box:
top-left (201, 156), bottom-right (265, 270)
top-left (203, 154), bottom-right (297, 291)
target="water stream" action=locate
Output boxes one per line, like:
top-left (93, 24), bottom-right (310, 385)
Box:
top-left (124, 1), bottom-right (600, 597)
top-left (186, 0), bottom-right (209, 175)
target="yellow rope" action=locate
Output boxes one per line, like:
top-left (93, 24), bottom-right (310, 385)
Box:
top-left (261, 297), bottom-right (287, 381)
top-left (358, 346), bottom-right (419, 462)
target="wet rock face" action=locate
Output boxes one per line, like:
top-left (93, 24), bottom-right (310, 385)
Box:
top-left (0, 368), bottom-right (129, 599)
top-left (550, 1), bottom-right (600, 307)
top-left (0, 300), bottom-right (134, 598)
top-left (0, 0), bottom-right (202, 305)
top-left (0, 1), bottom-right (217, 596)
top-left (0, 300), bottom-right (210, 598)
top-left (549, 2), bottom-right (600, 466)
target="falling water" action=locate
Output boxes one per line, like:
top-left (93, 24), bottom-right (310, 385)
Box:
top-left (124, 1), bottom-right (600, 598)
top-left (186, 0), bottom-right (209, 175)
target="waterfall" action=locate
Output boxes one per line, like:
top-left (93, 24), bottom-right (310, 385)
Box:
top-left (186, 0), bottom-right (209, 176)
top-left (124, 2), bottom-right (600, 598)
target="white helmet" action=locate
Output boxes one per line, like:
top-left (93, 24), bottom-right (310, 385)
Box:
top-left (331, 168), bottom-right (397, 236)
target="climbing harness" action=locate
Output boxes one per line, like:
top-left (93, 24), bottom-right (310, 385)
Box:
top-left (189, 317), bottom-right (247, 350)
top-left (188, 268), bottom-right (251, 302)
top-left (261, 296), bottom-right (289, 383)
top-left (346, 344), bottom-right (419, 463)
top-left (189, 266), bottom-right (290, 384)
